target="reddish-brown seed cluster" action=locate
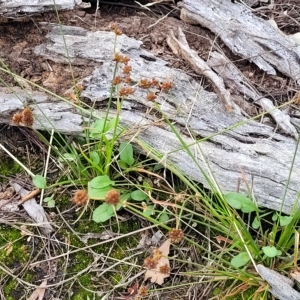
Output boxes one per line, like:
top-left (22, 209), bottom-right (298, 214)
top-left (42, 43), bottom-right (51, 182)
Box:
top-left (159, 264), bottom-right (171, 275)
top-left (160, 80), bottom-right (173, 91)
top-left (72, 189), bottom-right (89, 206)
top-left (146, 92), bottom-right (156, 102)
top-left (105, 189), bottom-right (120, 206)
top-left (123, 65), bottom-right (132, 75)
top-left (113, 53), bottom-right (130, 65)
top-left (110, 23), bottom-right (173, 104)
top-left (12, 107), bottom-right (34, 126)
top-left (119, 86), bottom-right (134, 97)
top-left (152, 248), bottom-right (162, 261)
top-left (138, 285), bottom-right (148, 297)
top-left (139, 78), bottom-right (152, 89)
top-left (110, 23), bottom-right (122, 36)
top-left (169, 228), bottom-right (184, 243)
top-left (143, 257), bottom-right (158, 270)
top-left (12, 113), bottom-right (22, 125)
top-left (112, 75), bottom-right (122, 85)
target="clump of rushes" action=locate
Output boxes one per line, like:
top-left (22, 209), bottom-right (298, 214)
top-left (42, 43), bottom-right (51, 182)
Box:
top-left (72, 189), bottom-right (89, 206)
top-left (105, 189), bottom-right (120, 206)
top-left (168, 228), bottom-right (184, 243)
top-left (12, 107), bottom-right (34, 126)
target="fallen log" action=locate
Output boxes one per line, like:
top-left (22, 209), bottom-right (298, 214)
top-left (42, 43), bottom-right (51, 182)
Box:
top-left (179, 0), bottom-right (300, 84)
top-left (0, 0), bottom-right (82, 18)
top-left (0, 24), bottom-right (299, 214)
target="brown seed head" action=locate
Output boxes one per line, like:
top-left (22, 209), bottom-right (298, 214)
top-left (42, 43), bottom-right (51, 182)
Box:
top-left (110, 23), bottom-right (117, 30)
top-left (105, 189), bottom-right (120, 206)
top-left (21, 107), bottom-right (34, 126)
top-left (12, 112), bottom-right (22, 125)
top-left (143, 257), bottom-right (158, 270)
top-left (169, 228), bottom-right (184, 243)
top-left (160, 80), bottom-right (173, 91)
top-left (151, 77), bottom-right (159, 87)
top-left (152, 248), bottom-right (162, 261)
top-left (124, 76), bottom-right (132, 83)
top-left (123, 65), bottom-right (132, 75)
top-left (114, 53), bottom-right (130, 64)
top-left (119, 86), bottom-right (134, 97)
top-left (112, 76), bottom-right (122, 85)
top-left (159, 264), bottom-right (170, 275)
top-left (146, 92), bottom-right (156, 102)
top-left (72, 189), bottom-right (89, 206)
top-left (139, 78), bottom-right (152, 89)
top-left (138, 286), bottom-right (148, 297)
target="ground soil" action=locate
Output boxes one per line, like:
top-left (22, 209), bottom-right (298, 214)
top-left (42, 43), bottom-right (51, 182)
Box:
top-left (0, 1), bottom-right (300, 299)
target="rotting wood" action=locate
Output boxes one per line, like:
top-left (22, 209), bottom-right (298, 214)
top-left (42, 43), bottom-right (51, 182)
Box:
top-left (179, 0), bottom-right (300, 84)
top-left (1, 25), bottom-right (300, 215)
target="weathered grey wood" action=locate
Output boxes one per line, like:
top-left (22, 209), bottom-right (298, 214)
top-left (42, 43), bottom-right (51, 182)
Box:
top-left (166, 27), bottom-right (237, 113)
top-left (0, 86), bottom-right (84, 134)
top-left (11, 182), bottom-right (53, 235)
top-left (207, 51), bottom-right (298, 139)
top-left (180, 0), bottom-right (300, 84)
top-left (1, 25), bottom-right (300, 214)
top-left (257, 264), bottom-right (300, 300)
top-left (0, 0), bottom-right (82, 17)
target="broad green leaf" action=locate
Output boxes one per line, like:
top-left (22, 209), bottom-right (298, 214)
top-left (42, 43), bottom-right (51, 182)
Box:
top-left (252, 216), bottom-right (260, 229)
top-left (143, 180), bottom-right (152, 191)
top-left (90, 175), bottom-right (114, 189)
top-left (279, 216), bottom-right (293, 226)
top-left (47, 199), bottom-right (56, 208)
top-left (93, 203), bottom-right (114, 223)
top-left (143, 205), bottom-right (154, 217)
top-left (272, 213), bottom-right (278, 222)
top-left (224, 192), bottom-right (257, 213)
top-left (159, 213), bottom-right (169, 223)
top-left (90, 151), bottom-right (100, 164)
top-left (120, 193), bottom-right (131, 201)
top-left (43, 195), bottom-right (54, 203)
top-left (117, 160), bottom-right (128, 170)
top-left (231, 252), bottom-right (250, 268)
top-left (33, 175), bottom-right (47, 189)
top-left (106, 117), bottom-right (117, 132)
top-left (119, 143), bottom-right (134, 166)
top-left (131, 190), bottom-right (148, 201)
top-left (262, 246), bottom-right (279, 257)
top-left (88, 186), bottom-right (112, 200)
top-left (90, 119), bottom-right (106, 136)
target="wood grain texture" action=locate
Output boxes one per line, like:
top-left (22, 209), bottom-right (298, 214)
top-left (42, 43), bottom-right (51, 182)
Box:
top-left (1, 24), bottom-right (299, 214)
